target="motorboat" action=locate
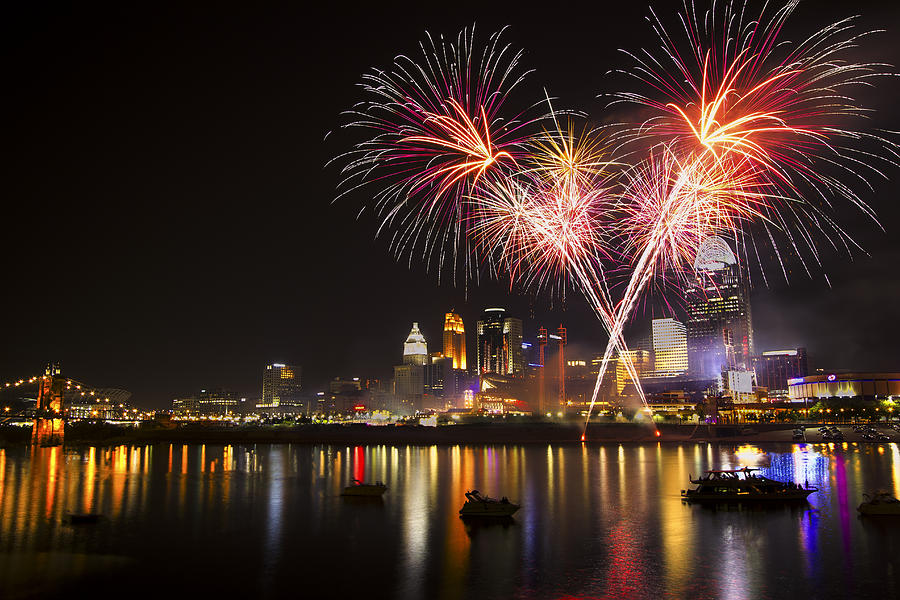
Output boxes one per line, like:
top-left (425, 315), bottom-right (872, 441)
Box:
top-left (858, 491), bottom-right (900, 515)
top-left (341, 479), bottom-right (387, 496)
top-left (682, 469), bottom-right (817, 502)
top-left (459, 490), bottom-right (520, 517)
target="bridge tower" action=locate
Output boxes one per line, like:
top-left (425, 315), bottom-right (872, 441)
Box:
top-left (33, 362), bottom-right (65, 445)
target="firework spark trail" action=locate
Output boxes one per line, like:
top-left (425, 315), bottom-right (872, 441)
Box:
top-left (473, 170), bottom-right (649, 408)
top-left (472, 117), bottom-right (652, 409)
top-left (333, 26), bottom-right (545, 282)
top-left (582, 149), bottom-right (774, 431)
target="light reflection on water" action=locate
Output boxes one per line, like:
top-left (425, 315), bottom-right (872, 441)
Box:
top-left (0, 442), bottom-right (898, 599)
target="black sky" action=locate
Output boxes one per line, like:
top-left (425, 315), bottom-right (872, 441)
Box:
top-left (3, 1), bottom-right (899, 408)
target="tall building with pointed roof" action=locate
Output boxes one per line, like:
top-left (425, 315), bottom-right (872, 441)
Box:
top-left (403, 322), bottom-right (428, 366)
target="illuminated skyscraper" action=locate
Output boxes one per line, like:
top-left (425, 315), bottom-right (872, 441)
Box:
top-left (403, 322), bottom-right (428, 366)
top-left (593, 349), bottom-right (651, 396)
top-left (652, 318), bottom-right (688, 376)
top-left (476, 308), bottom-right (523, 378)
top-left (685, 237), bottom-right (754, 378)
top-left (394, 323), bottom-right (428, 413)
top-left (443, 311), bottom-right (467, 370)
top-left (258, 363), bottom-right (302, 409)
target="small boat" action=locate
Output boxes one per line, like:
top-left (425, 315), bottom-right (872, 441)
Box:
top-left (858, 491), bottom-right (900, 516)
top-left (459, 490), bottom-right (520, 517)
top-left (341, 479), bottom-right (387, 496)
top-left (681, 468), bottom-right (817, 503)
top-left (64, 512), bottom-right (104, 525)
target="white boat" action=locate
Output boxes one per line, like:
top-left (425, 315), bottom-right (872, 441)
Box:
top-left (858, 491), bottom-right (900, 516)
top-left (459, 490), bottom-right (520, 517)
top-left (341, 479), bottom-right (387, 496)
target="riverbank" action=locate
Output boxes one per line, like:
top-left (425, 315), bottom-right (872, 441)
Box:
top-left (2, 421), bottom-right (897, 447)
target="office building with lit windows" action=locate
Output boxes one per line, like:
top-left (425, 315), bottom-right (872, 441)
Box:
top-left (257, 363), bottom-right (302, 409)
top-left (652, 318), bottom-right (688, 376)
top-left (443, 311), bottom-right (467, 370)
top-left (686, 237), bottom-right (754, 378)
top-left (173, 388), bottom-right (236, 417)
top-left (753, 348), bottom-right (808, 395)
top-left (394, 363), bottom-right (425, 413)
top-left (476, 308), bottom-right (524, 378)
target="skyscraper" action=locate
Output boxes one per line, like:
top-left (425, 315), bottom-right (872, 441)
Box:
top-left (652, 318), bottom-right (688, 376)
top-left (443, 311), bottom-right (467, 370)
top-left (685, 236), bottom-right (754, 378)
top-left (403, 322), bottom-right (428, 366)
top-left (476, 308), bottom-right (523, 378)
top-left (258, 363), bottom-right (302, 409)
top-left (395, 323), bottom-right (427, 413)
top-left (394, 363), bottom-right (424, 413)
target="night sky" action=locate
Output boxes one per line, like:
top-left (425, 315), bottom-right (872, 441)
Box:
top-left (4, 1), bottom-right (899, 408)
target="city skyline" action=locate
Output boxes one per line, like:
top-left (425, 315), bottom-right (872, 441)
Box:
top-left (3, 1), bottom-right (898, 409)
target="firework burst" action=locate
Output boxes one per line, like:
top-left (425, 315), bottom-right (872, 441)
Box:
top-left (611, 0), bottom-right (898, 279)
top-left (334, 26), bottom-right (544, 280)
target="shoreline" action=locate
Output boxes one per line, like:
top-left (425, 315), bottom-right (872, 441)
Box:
top-left (2, 422), bottom-right (897, 447)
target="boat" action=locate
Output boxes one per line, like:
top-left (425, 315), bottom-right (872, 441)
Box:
top-left (341, 479), bottom-right (387, 496)
top-left (459, 490), bottom-right (520, 517)
top-left (681, 469), bottom-right (817, 502)
top-left (64, 512), bottom-right (104, 525)
top-left (858, 491), bottom-right (900, 515)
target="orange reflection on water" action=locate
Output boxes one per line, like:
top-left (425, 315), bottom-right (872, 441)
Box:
top-left (110, 446), bottom-right (127, 520)
top-left (223, 445), bottom-right (233, 471)
top-left (439, 445), bottom-right (470, 600)
top-left (84, 447), bottom-right (96, 512)
top-left (659, 444), bottom-right (694, 596)
top-left (45, 446), bottom-right (58, 519)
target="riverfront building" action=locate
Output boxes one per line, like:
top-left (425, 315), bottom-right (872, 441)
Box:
top-left (258, 363), bottom-right (302, 409)
top-left (753, 349), bottom-right (809, 397)
top-left (788, 372), bottom-right (900, 402)
top-left (173, 388), bottom-right (236, 417)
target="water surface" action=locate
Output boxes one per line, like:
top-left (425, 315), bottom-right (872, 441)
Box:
top-left (1, 442), bottom-right (898, 599)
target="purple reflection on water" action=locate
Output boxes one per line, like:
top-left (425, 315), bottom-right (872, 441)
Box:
top-left (834, 455), bottom-right (854, 566)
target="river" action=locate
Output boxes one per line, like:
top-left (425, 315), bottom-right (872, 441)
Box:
top-left (1, 442), bottom-right (898, 599)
